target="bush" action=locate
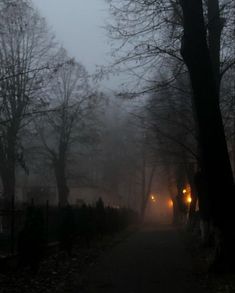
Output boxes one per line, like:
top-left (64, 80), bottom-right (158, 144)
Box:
top-left (18, 206), bottom-right (45, 273)
top-left (58, 206), bottom-right (76, 255)
top-left (95, 198), bottom-right (106, 237)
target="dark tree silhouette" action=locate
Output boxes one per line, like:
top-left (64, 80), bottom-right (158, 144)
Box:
top-left (180, 0), bottom-right (235, 270)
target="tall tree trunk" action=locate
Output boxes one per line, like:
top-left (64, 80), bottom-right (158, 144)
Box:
top-left (1, 168), bottom-right (15, 207)
top-left (2, 168), bottom-right (16, 254)
top-left (54, 158), bottom-right (69, 207)
top-left (207, 0), bottom-right (223, 97)
top-left (233, 117), bottom-right (235, 176)
top-left (140, 148), bottom-right (156, 220)
top-left (180, 0), bottom-right (235, 270)
top-left (0, 135), bottom-right (16, 253)
top-left (0, 133), bottom-right (16, 206)
top-left (140, 154), bottom-right (146, 219)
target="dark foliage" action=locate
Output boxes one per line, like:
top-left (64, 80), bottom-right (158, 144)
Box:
top-left (1, 199), bottom-right (138, 272)
top-left (18, 206), bottom-right (45, 273)
top-left (58, 206), bottom-right (76, 255)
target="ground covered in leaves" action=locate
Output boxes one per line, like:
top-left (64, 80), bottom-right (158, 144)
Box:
top-left (0, 228), bottom-right (135, 293)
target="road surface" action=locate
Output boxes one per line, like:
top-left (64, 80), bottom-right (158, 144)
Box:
top-left (80, 225), bottom-right (206, 293)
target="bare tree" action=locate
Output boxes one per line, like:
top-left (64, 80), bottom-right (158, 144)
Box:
top-left (36, 49), bottom-right (100, 206)
top-left (180, 0), bottom-right (235, 270)
top-left (0, 0), bottom-right (56, 208)
top-left (107, 0), bottom-right (234, 94)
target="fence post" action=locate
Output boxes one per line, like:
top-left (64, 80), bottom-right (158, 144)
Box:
top-left (10, 194), bottom-right (15, 255)
top-left (46, 200), bottom-right (49, 245)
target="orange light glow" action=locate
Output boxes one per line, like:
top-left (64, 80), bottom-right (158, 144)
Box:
top-left (168, 199), bottom-right (173, 208)
top-left (151, 194), bottom-right (157, 202)
top-left (183, 189), bottom-right (187, 194)
top-left (186, 196), bottom-right (192, 204)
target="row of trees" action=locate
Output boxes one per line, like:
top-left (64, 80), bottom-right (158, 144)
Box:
top-left (0, 0), bottom-right (153, 216)
top-left (107, 0), bottom-right (235, 270)
top-left (0, 0), bottom-right (105, 208)
top-left (0, 0), bottom-right (234, 273)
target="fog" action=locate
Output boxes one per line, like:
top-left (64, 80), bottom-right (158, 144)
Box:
top-left (0, 1), bottom-right (234, 290)
top-left (33, 0), bottom-right (108, 70)
top-left (32, 0), bottom-right (126, 91)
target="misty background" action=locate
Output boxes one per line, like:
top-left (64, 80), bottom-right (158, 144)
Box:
top-left (0, 0), bottom-right (234, 289)
top-left (32, 0), bottom-right (127, 91)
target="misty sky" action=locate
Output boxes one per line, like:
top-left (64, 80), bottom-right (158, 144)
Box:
top-left (32, 0), bottom-right (119, 89)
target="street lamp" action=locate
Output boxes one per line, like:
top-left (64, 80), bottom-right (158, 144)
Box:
top-left (150, 194), bottom-right (157, 203)
top-left (186, 196), bottom-right (192, 204)
top-left (168, 199), bottom-right (173, 208)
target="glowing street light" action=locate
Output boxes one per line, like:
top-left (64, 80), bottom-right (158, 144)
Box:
top-left (168, 199), bottom-right (173, 208)
top-left (150, 194), bottom-right (157, 203)
top-left (186, 196), bottom-right (192, 204)
top-left (182, 189), bottom-right (187, 194)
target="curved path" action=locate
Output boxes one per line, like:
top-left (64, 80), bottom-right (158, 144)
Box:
top-left (81, 225), bottom-right (206, 293)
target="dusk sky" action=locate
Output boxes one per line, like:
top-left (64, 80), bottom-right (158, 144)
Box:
top-left (32, 0), bottom-right (119, 89)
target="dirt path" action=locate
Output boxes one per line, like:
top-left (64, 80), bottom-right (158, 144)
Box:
top-left (80, 225), bottom-right (206, 293)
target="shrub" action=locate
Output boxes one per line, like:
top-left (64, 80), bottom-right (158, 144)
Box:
top-left (18, 206), bottom-right (45, 273)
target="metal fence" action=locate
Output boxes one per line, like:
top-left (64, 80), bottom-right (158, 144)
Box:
top-left (0, 202), bottom-right (60, 256)
top-left (0, 202), bottom-right (138, 257)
